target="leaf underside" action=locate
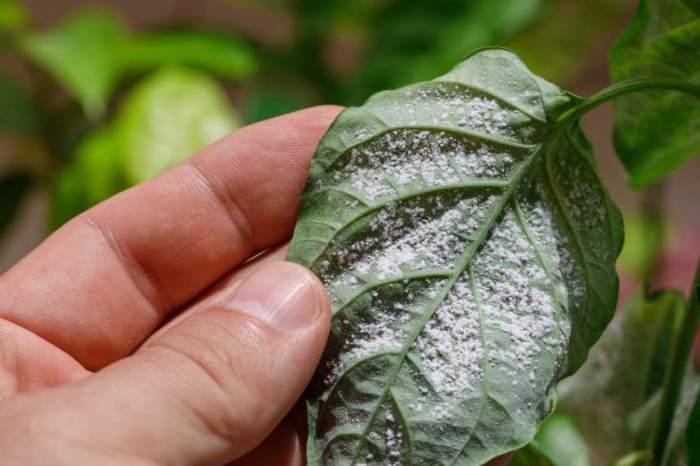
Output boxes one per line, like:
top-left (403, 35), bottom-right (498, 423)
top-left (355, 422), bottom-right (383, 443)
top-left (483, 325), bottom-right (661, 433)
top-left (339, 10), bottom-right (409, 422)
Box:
top-left (288, 48), bottom-right (622, 466)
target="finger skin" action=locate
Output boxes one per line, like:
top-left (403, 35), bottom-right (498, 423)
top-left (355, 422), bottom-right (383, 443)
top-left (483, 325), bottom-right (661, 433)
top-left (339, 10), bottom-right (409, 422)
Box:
top-left (0, 261), bottom-right (331, 466)
top-left (0, 106), bottom-right (342, 370)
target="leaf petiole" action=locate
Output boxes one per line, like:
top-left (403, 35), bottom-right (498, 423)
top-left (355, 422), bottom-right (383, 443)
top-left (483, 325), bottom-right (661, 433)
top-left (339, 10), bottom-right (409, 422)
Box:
top-left (556, 78), bottom-right (700, 125)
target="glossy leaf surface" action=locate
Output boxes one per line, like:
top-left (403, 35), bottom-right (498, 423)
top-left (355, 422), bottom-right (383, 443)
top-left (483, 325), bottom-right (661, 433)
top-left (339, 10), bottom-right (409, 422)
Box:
top-left (610, 0), bottom-right (700, 187)
top-left (288, 48), bottom-right (622, 466)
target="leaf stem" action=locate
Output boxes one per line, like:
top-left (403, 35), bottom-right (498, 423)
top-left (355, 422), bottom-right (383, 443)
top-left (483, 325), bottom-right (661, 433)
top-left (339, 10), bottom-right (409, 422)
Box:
top-left (653, 264), bottom-right (700, 465)
top-left (556, 78), bottom-right (700, 125)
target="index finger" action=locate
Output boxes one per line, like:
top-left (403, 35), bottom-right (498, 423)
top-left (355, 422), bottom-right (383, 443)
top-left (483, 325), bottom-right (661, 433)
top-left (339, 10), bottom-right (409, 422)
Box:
top-left (0, 106), bottom-right (342, 369)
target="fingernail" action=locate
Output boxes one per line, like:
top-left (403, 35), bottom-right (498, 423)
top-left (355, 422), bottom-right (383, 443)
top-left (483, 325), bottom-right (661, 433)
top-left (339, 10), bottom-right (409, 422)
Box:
top-left (227, 262), bottom-right (324, 329)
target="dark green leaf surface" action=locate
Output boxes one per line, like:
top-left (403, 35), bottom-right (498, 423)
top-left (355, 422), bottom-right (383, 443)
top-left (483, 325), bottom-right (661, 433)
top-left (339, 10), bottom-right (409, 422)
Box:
top-left (610, 0), bottom-right (700, 187)
top-left (0, 172), bottom-right (32, 238)
top-left (288, 48), bottom-right (623, 466)
top-left (116, 67), bottom-right (240, 184)
top-left (557, 290), bottom-right (685, 465)
top-left (21, 9), bottom-right (127, 118)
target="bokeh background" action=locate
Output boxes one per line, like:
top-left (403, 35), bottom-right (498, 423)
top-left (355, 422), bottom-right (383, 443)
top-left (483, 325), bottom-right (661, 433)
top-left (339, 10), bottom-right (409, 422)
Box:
top-left (0, 0), bottom-right (698, 296)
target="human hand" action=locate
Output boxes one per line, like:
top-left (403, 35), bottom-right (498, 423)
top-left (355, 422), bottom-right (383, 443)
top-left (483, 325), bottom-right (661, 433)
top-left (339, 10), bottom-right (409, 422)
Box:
top-left (0, 106), bottom-right (510, 466)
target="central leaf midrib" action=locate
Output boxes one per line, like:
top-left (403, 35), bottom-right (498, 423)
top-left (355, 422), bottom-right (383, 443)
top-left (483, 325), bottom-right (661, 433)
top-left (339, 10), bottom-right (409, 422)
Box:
top-left (344, 140), bottom-right (546, 466)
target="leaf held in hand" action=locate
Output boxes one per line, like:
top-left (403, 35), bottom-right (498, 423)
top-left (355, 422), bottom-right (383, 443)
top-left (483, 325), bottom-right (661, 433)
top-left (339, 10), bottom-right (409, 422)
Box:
top-left (288, 48), bottom-right (622, 465)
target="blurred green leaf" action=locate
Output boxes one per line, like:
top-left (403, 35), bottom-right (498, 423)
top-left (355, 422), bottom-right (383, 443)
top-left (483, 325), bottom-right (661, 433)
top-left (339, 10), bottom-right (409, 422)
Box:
top-left (557, 290), bottom-right (686, 465)
top-left (0, 0), bottom-right (27, 35)
top-left (117, 67), bottom-right (240, 184)
top-left (352, 0), bottom-right (546, 99)
top-left (687, 389), bottom-right (700, 465)
top-left (49, 126), bottom-right (123, 230)
top-left (74, 126), bottom-right (123, 205)
top-left (534, 414), bottom-right (590, 466)
top-left (0, 73), bottom-right (41, 134)
top-left (50, 165), bottom-right (87, 230)
top-left (507, 0), bottom-right (630, 83)
top-left (21, 9), bottom-right (128, 118)
top-left (660, 365), bottom-right (699, 466)
top-left (125, 29), bottom-right (258, 79)
top-left (0, 172), bottom-right (32, 238)
top-left (244, 89), bottom-right (302, 122)
top-left (605, 451), bottom-right (651, 466)
top-left (611, 0), bottom-right (700, 187)
top-left (510, 444), bottom-right (556, 466)
top-left (617, 212), bottom-right (667, 280)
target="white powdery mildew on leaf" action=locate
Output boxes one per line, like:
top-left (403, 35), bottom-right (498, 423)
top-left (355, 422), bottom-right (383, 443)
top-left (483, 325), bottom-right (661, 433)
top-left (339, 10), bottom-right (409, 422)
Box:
top-left (289, 49), bottom-right (622, 466)
top-left (335, 130), bottom-right (522, 202)
top-left (365, 82), bottom-right (540, 144)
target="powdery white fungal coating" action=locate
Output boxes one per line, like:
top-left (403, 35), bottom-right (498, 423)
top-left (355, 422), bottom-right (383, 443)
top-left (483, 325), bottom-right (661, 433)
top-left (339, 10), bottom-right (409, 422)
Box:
top-left (292, 49), bottom-right (620, 466)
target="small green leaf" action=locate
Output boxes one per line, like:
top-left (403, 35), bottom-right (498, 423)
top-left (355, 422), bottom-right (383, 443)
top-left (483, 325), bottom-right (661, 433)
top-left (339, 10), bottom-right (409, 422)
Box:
top-left (510, 444), bottom-right (556, 466)
top-left (117, 67), bottom-right (240, 184)
top-left (0, 172), bottom-right (33, 238)
top-left (557, 290), bottom-right (685, 465)
top-left (610, 0), bottom-right (700, 187)
top-left (288, 48), bottom-right (622, 466)
top-left (535, 414), bottom-right (590, 466)
top-left (21, 9), bottom-right (127, 118)
top-left (0, 73), bottom-right (42, 134)
top-left (124, 29), bottom-right (257, 79)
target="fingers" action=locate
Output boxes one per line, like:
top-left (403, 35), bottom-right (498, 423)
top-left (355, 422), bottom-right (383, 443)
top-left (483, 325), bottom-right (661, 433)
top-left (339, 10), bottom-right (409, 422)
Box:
top-left (0, 262), bottom-right (330, 465)
top-left (0, 106), bottom-right (341, 370)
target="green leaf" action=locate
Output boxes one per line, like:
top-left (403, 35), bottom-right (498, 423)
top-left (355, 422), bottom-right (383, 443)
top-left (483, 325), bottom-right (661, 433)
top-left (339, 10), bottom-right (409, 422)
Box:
top-left (76, 126), bottom-right (123, 205)
top-left (606, 451), bottom-right (652, 466)
top-left (557, 290), bottom-right (685, 464)
top-left (21, 9), bottom-right (128, 118)
top-left (610, 0), bottom-right (700, 187)
top-left (116, 67), bottom-right (240, 184)
top-left (244, 90), bottom-right (303, 122)
top-left (0, 172), bottom-right (32, 238)
top-left (49, 165), bottom-right (88, 231)
top-left (660, 364), bottom-right (699, 466)
top-left (510, 444), bottom-right (556, 466)
top-left (0, 0), bottom-right (28, 36)
top-left (287, 48), bottom-right (623, 466)
top-left (348, 0), bottom-right (546, 100)
top-left (687, 389), bottom-right (700, 465)
top-left (534, 414), bottom-right (590, 466)
top-left (124, 29), bottom-right (257, 79)
top-left (0, 73), bottom-right (42, 134)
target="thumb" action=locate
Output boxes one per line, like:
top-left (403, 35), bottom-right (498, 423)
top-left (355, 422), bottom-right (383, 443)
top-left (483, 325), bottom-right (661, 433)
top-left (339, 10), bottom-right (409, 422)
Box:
top-left (1, 262), bottom-right (330, 466)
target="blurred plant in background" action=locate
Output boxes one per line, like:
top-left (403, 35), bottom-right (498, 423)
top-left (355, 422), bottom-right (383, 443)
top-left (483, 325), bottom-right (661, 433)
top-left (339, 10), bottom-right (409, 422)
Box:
top-left (0, 0), bottom-right (635, 242)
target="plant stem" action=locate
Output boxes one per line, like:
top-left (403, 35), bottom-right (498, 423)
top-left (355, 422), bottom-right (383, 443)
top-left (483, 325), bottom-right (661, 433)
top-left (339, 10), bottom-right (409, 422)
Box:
top-left (652, 264), bottom-right (700, 465)
top-left (556, 78), bottom-right (700, 124)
